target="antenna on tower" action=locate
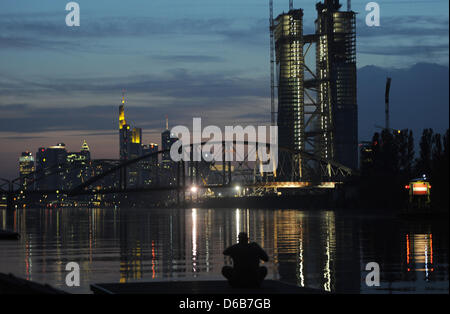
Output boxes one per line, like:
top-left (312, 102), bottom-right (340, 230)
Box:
top-left (347, 0), bottom-right (351, 11)
top-left (289, 0), bottom-right (293, 10)
top-left (121, 88), bottom-right (126, 104)
top-left (165, 115), bottom-right (169, 130)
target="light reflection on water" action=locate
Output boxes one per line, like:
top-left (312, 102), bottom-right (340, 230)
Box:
top-left (0, 207), bottom-right (448, 294)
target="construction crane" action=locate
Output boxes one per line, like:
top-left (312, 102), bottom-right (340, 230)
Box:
top-left (373, 77), bottom-right (398, 134)
top-left (269, 0), bottom-right (275, 126)
top-left (289, 0), bottom-right (293, 10)
top-left (385, 77), bottom-right (392, 130)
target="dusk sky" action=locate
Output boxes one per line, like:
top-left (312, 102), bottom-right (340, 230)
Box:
top-left (0, 0), bottom-right (449, 179)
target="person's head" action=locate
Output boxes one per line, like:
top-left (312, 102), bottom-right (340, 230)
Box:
top-left (238, 232), bottom-right (248, 244)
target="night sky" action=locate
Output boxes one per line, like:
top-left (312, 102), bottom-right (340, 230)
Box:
top-left (0, 0), bottom-right (449, 179)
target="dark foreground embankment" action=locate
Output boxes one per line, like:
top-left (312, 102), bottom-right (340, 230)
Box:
top-left (0, 273), bottom-right (67, 294)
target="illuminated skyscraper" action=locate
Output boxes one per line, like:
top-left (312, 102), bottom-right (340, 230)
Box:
top-left (81, 139), bottom-right (91, 159)
top-left (275, 9), bottom-right (304, 153)
top-left (274, 9), bottom-right (304, 179)
top-left (141, 143), bottom-right (159, 185)
top-left (66, 140), bottom-right (92, 189)
top-left (119, 93), bottom-right (131, 160)
top-left (315, 0), bottom-right (357, 169)
top-left (19, 151), bottom-right (35, 190)
top-left (118, 92), bottom-right (146, 186)
top-left (131, 127), bottom-right (142, 145)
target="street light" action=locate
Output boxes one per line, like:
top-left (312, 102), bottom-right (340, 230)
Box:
top-left (235, 185), bottom-right (241, 196)
top-left (191, 186), bottom-right (198, 193)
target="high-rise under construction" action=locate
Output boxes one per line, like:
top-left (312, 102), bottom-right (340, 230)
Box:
top-left (274, 0), bottom-right (357, 176)
top-left (275, 9), bottom-right (304, 153)
top-left (274, 9), bottom-right (304, 179)
top-left (315, 0), bottom-right (357, 169)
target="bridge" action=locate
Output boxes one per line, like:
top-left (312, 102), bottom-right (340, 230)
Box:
top-left (0, 141), bottom-right (355, 210)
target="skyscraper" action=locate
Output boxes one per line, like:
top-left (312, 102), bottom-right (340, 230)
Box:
top-left (118, 92), bottom-right (146, 186)
top-left (36, 143), bottom-right (68, 190)
top-left (274, 9), bottom-right (304, 179)
top-left (80, 139), bottom-right (91, 159)
top-left (119, 93), bottom-right (131, 161)
top-left (275, 9), bottom-right (304, 153)
top-left (142, 143), bottom-right (159, 165)
top-left (274, 0), bottom-right (358, 179)
top-left (66, 140), bottom-right (92, 189)
top-left (315, 0), bottom-right (357, 169)
top-left (141, 143), bottom-right (159, 185)
top-left (161, 116), bottom-right (177, 166)
top-left (19, 151), bottom-right (35, 190)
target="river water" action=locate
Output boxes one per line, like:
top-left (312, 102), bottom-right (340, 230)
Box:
top-left (0, 207), bottom-right (448, 294)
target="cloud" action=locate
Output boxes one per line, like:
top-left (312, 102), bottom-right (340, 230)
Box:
top-left (358, 43), bottom-right (449, 57)
top-left (0, 66), bottom-right (271, 134)
top-left (357, 15), bottom-right (449, 38)
top-left (0, 35), bottom-right (76, 51)
top-left (1, 63), bottom-right (447, 140)
top-left (1, 11), bottom-right (448, 69)
top-left (355, 15), bottom-right (449, 65)
top-left (151, 55), bottom-right (226, 63)
top-left (0, 15), bottom-right (265, 51)
top-left (0, 68), bottom-right (269, 101)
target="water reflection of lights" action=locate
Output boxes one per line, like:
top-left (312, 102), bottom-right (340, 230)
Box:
top-left (323, 211), bottom-right (335, 292)
top-left (192, 208), bottom-right (197, 274)
top-left (297, 217), bottom-right (305, 287)
top-left (235, 209), bottom-right (240, 241)
top-left (205, 210), bottom-right (211, 273)
top-left (25, 239), bottom-right (32, 280)
top-left (120, 261), bottom-right (127, 283)
top-left (406, 233), bottom-right (434, 279)
top-left (152, 240), bottom-right (156, 279)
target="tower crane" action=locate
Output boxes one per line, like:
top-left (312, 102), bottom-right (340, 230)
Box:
top-left (385, 77), bottom-right (392, 130)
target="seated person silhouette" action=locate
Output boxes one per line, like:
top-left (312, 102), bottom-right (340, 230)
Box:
top-left (222, 232), bottom-right (269, 288)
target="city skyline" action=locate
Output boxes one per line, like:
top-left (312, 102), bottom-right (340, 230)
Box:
top-left (1, 0), bottom-right (449, 179)
top-left (0, 0), bottom-right (448, 297)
